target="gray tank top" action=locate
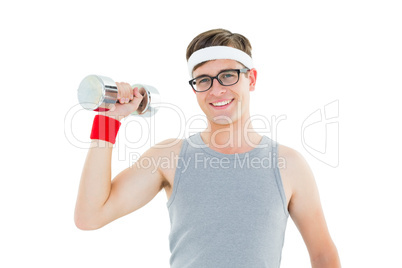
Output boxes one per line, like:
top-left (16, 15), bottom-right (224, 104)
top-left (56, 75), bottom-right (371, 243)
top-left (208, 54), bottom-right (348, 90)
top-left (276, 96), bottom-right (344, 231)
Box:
top-left (167, 133), bottom-right (289, 268)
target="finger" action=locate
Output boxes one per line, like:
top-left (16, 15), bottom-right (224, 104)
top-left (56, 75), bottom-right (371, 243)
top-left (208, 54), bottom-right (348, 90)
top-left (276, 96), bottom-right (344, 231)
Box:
top-left (116, 82), bottom-right (125, 102)
top-left (133, 87), bottom-right (144, 99)
top-left (123, 83), bottom-right (132, 103)
top-left (132, 87), bottom-right (138, 98)
top-left (128, 87), bottom-right (143, 108)
top-left (117, 82), bottom-right (131, 103)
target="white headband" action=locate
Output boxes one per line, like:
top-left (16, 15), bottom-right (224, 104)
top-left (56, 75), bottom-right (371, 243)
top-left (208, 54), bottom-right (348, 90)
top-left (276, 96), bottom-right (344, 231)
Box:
top-left (187, 46), bottom-right (254, 77)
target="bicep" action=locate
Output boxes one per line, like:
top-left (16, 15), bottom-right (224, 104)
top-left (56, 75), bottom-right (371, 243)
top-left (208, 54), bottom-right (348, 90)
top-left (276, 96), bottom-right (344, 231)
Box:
top-left (100, 149), bottom-right (165, 226)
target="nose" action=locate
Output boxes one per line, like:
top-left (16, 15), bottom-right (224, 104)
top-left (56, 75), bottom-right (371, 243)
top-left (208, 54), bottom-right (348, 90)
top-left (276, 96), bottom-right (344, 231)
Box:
top-left (209, 77), bottom-right (226, 96)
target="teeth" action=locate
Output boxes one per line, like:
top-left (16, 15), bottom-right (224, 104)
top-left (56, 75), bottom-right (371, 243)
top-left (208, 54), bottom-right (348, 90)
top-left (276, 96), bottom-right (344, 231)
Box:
top-left (212, 99), bottom-right (232, 107)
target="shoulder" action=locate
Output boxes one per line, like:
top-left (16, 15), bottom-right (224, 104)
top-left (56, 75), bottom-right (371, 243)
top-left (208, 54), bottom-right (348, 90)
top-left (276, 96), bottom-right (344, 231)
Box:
top-left (150, 138), bottom-right (185, 189)
top-left (277, 144), bottom-right (310, 171)
top-left (277, 144), bottom-right (315, 195)
top-left (144, 138), bottom-right (184, 158)
top-left (154, 138), bottom-right (184, 150)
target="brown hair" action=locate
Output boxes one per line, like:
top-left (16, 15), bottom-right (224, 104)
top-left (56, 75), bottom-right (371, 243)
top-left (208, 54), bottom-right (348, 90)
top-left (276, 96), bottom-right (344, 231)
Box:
top-left (186, 29), bottom-right (252, 70)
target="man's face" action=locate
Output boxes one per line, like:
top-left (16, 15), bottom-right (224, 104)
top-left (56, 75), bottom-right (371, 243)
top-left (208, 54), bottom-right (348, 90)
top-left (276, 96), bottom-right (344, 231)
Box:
top-left (192, 59), bottom-right (256, 125)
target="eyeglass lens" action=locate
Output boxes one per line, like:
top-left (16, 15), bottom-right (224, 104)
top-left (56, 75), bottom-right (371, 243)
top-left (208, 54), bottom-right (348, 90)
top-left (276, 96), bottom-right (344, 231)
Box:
top-left (192, 70), bottom-right (239, 92)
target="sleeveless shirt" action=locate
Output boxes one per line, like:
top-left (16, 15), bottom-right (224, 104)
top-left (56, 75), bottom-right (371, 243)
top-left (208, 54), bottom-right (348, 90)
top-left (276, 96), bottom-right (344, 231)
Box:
top-left (166, 133), bottom-right (289, 268)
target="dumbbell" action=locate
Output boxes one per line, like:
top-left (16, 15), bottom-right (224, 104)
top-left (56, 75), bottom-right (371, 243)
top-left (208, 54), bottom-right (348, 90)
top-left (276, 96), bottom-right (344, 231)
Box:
top-left (77, 74), bottom-right (161, 117)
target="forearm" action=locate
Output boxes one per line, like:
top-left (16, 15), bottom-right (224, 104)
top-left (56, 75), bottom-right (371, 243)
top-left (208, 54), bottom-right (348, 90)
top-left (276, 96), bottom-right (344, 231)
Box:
top-left (74, 139), bottom-right (114, 229)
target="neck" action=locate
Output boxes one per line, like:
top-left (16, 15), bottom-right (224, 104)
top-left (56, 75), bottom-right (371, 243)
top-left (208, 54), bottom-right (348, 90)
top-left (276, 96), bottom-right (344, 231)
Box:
top-left (201, 112), bottom-right (262, 154)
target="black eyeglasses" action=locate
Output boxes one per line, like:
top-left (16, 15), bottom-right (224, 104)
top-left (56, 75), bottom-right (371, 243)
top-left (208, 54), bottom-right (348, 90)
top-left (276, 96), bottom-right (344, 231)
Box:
top-left (189, 68), bottom-right (250, 92)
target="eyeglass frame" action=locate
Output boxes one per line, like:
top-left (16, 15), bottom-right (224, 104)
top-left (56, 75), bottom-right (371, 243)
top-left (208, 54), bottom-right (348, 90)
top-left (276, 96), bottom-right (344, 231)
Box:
top-left (188, 68), bottom-right (250, 92)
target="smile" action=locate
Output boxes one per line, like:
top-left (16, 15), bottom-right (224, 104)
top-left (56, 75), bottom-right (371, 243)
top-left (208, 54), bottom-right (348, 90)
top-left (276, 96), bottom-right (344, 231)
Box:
top-left (210, 99), bottom-right (234, 107)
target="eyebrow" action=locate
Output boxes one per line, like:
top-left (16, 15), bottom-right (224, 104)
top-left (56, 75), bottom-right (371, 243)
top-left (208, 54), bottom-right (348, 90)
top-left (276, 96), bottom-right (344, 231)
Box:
top-left (193, 68), bottom-right (235, 79)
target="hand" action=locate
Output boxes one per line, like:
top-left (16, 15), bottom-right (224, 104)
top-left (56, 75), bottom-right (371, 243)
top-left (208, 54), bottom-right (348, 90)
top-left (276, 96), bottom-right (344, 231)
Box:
top-left (99, 82), bottom-right (144, 121)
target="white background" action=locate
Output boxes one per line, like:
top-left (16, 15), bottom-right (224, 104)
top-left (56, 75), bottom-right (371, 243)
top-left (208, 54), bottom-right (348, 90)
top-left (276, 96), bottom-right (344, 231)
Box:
top-left (1, 0), bottom-right (401, 267)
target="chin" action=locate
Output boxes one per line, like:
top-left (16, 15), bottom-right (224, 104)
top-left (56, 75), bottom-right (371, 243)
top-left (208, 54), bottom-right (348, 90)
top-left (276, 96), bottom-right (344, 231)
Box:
top-left (208, 113), bottom-right (237, 125)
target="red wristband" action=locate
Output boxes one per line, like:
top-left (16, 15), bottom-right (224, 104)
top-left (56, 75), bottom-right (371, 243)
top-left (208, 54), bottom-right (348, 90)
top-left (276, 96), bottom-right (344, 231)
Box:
top-left (90, 115), bottom-right (121, 144)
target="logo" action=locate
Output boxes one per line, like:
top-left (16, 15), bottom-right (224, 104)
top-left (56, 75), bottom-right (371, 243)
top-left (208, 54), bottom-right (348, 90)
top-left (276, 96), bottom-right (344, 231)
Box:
top-left (301, 100), bottom-right (339, 167)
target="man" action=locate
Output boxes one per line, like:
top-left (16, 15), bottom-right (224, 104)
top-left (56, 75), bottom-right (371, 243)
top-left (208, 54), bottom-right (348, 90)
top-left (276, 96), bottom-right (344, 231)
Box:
top-left (75, 29), bottom-right (341, 267)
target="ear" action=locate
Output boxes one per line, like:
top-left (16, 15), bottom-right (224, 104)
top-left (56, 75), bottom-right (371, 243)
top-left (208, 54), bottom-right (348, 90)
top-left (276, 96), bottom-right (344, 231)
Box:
top-left (248, 68), bottom-right (257, 92)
